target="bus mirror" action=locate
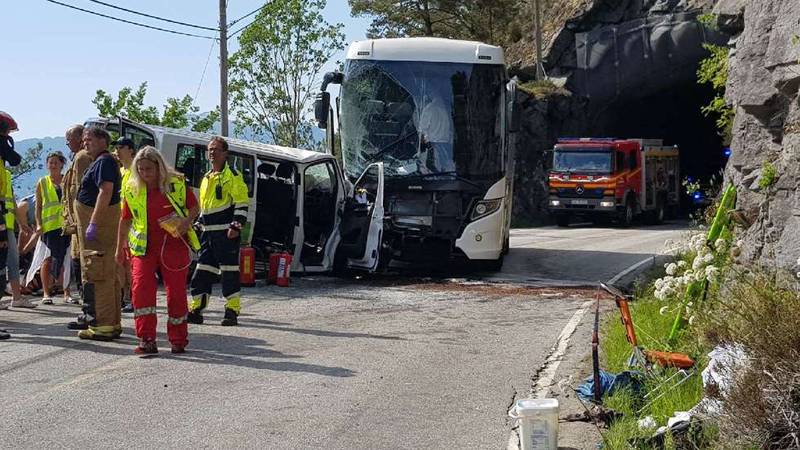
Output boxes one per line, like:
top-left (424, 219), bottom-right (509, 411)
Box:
top-left (321, 71), bottom-right (344, 91)
top-left (315, 92), bottom-right (331, 129)
top-left (508, 101), bottom-right (522, 133)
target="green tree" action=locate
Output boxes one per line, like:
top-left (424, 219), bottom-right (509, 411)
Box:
top-left (228, 0), bottom-right (345, 148)
top-left (92, 82), bottom-right (219, 133)
top-left (9, 142), bottom-right (45, 191)
top-left (349, 0), bottom-right (519, 46)
top-left (697, 43), bottom-right (734, 146)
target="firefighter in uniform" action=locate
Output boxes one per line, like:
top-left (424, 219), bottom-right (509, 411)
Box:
top-left (0, 111), bottom-right (23, 339)
top-left (188, 136), bottom-right (248, 327)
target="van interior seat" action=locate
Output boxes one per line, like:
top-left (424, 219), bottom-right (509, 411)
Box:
top-left (261, 162), bottom-right (296, 249)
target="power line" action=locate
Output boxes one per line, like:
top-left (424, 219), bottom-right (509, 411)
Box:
top-left (228, 1), bottom-right (277, 38)
top-left (86, 0), bottom-right (218, 31)
top-left (194, 33), bottom-right (219, 107)
top-left (227, 5), bottom-right (261, 27)
top-left (44, 0), bottom-right (216, 39)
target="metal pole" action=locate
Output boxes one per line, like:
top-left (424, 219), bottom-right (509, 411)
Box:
top-left (534, 0), bottom-right (544, 80)
top-left (219, 0), bottom-right (229, 137)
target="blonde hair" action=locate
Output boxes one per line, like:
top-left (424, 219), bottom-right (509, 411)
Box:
top-left (126, 146), bottom-right (181, 195)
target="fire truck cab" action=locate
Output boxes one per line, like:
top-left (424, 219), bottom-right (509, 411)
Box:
top-left (548, 138), bottom-right (680, 227)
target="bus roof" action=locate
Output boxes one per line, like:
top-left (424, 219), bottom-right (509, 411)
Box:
top-left (346, 37), bottom-right (505, 65)
top-left (88, 118), bottom-right (334, 165)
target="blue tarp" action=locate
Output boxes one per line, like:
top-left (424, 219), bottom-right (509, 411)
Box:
top-left (576, 370), bottom-right (645, 403)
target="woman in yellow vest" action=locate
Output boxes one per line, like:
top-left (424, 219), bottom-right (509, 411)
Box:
top-left (115, 146), bottom-right (200, 355)
top-left (35, 151), bottom-right (72, 304)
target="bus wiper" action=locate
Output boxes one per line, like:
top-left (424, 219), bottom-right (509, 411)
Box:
top-left (362, 131), bottom-right (418, 166)
top-left (410, 171), bottom-right (483, 190)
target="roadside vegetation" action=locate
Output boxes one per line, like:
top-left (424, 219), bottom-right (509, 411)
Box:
top-left (697, 14), bottom-right (734, 146)
top-left (597, 192), bottom-right (800, 448)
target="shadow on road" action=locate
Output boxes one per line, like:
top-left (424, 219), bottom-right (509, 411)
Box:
top-left (233, 315), bottom-right (405, 341)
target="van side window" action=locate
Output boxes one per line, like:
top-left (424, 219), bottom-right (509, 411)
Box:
top-left (124, 126), bottom-right (155, 151)
top-left (176, 144), bottom-right (199, 187)
top-left (616, 151), bottom-right (626, 172)
top-left (227, 152), bottom-right (255, 198)
top-left (629, 151), bottom-right (638, 170)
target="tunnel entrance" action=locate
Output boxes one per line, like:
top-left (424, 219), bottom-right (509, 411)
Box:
top-left (585, 80), bottom-right (728, 215)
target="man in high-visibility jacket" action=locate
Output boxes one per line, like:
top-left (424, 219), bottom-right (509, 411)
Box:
top-left (112, 137), bottom-right (135, 312)
top-left (188, 136), bottom-right (248, 327)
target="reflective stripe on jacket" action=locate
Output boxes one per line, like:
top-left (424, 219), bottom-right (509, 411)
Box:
top-left (39, 175), bottom-right (63, 233)
top-left (124, 176), bottom-right (200, 256)
top-left (198, 163), bottom-right (248, 228)
top-left (3, 167), bottom-right (13, 230)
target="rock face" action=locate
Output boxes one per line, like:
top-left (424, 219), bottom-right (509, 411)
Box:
top-left (722, 0), bottom-right (800, 268)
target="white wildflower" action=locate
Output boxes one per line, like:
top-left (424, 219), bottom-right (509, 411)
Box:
top-left (659, 306), bottom-right (669, 316)
top-left (654, 278), bottom-right (665, 290)
top-left (703, 253), bottom-right (715, 263)
top-left (693, 255), bottom-right (705, 271)
top-left (714, 238), bottom-right (726, 250)
top-left (688, 316), bottom-right (695, 326)
top-left (677, 260), bottom-right (687, 268)
top-left (736, 240), bottom-right (744, 247)
top-left (696, 271), bottom-right (706, 282)
top-left (666, 263), bottom-right (677, 276)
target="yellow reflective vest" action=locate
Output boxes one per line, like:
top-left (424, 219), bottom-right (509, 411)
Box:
top-left (38, 175), bottom-right (64, 233)
top-left (123, 176), bottom-right (200, 256)
top-left (2, 167), bottom-right (13, 230)
top-left (119, 167), bottom-right (131, 209)
top-left (198, 163), bottom-right (249, 232)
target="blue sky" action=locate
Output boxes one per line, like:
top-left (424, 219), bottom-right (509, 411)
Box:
top-left (4, 0), bottom-right (371, 140)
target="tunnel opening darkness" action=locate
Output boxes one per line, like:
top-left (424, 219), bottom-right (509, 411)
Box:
top-left (589, 80), bottom-right (728, 215)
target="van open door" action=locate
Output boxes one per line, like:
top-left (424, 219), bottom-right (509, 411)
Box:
top-left (337, 162), bottom-right (385, 272)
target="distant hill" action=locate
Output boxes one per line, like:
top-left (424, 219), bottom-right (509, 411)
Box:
top-left (9, 118), bottom-right (325, 198)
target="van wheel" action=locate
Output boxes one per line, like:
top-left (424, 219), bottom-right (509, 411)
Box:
top-left (619, 201), bottom-right (634, 228)
top-left (556, 214), bottom-right (570, 228)
top-left (502, 235), bottom-right (510, 255)
top-left (475, 256), bottom-right (504, 272)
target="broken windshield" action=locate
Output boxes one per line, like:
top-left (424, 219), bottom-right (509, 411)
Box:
top-left (553, 150), bottom-right (613, 174)
top-left (340, 60), bottom-right (505, 183)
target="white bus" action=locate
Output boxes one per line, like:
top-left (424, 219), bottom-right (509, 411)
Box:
top-left (314, 37), bottom-right (520, 270)
top-left (84, 117), bottom-right (386, 273)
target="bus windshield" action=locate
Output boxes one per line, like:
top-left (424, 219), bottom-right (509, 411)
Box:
top-left (340, 60), bottom-right (506, 183)
top-left (553, 149), bottom-right (613, 174)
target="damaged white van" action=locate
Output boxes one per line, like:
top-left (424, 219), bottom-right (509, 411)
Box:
top-left (84, 117), bottom-right (385, 274)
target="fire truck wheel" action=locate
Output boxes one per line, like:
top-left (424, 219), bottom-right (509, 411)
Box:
top-left (555, 214), bottom-right (570, 228)
top-left (619, 201), bottom-right (634, 228)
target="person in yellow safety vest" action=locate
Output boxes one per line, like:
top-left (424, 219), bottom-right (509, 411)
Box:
top-left (188, 136), bottom-right (248, 327)
top-left (0, 111), bottom-right (23, 339)
top-left (112, 137), bottom-right (135, 312)
top-left (35, 152), bottom-right (73, 305)
top-left (115, 146), bottom-right (200, 354)
top-left (3, 165), bottom-right (37, 309)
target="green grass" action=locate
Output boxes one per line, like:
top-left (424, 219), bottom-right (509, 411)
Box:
top-left (599, 282), bottom-right (711, 448)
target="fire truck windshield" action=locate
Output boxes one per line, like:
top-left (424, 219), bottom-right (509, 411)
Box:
top-left (553, 148), bottom-right (613, 174)
top-left (339, 59), bottom-right (506, 183)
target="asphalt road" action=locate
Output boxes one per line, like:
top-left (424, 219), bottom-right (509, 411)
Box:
top-left (0, 223), bottom-right (688, 450)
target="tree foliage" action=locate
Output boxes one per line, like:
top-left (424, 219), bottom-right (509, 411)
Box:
top-left (9, 142), bottom-right (45, 191)
top-left (92, 82), bottom-right (218, 133)
top-left (229, 0), bottom-right (345, 149)
top-left (698, 43), bottom-right (734, 146)
top-left (349, 0), bottom-right (520, 46)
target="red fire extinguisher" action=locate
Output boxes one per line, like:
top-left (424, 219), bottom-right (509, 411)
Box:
top-left (239, 247), bottom-right (256, 287)
top-left (268, 253), bottom-right (279, 285)
top-left (276, 252), bottom-right (292, 287)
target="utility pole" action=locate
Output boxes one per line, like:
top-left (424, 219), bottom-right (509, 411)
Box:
top-left (534, 0), bottom-right (544, 80)
top-left (219, 0), bottom-right (229, 137)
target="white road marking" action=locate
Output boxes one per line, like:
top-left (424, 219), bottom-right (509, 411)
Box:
top-left (606, 256), bottom-right (655, 285)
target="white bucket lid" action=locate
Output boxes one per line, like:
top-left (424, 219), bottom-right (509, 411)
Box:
top-left (515, 398), bottom-right (559, 416)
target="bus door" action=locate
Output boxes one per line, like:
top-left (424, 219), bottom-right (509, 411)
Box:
top-left (338, 162), bottom-right (385, 272)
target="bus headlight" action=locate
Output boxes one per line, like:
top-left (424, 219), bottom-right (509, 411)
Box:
top-left (472, 198), bottom-right (502, 221)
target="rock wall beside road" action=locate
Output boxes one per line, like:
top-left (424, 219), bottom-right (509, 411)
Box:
top-left (721, 0), bottom-right (800, 268)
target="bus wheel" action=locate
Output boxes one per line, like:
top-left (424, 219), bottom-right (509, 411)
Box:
top-left (556, 214), bottom-right (570, 228)
top-left (475, 256), bottom-right (504, 272)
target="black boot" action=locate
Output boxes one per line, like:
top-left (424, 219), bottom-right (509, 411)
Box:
top-left (67, 314), bottom-right (89, 330)
top-left (0, 329), bottom-right (10, 340)
top-left (187, 309), bottom-right (204, 325)
top-left (220, 308), bottom-right (238, 327)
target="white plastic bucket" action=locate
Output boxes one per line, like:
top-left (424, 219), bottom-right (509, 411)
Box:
top-left (509, 398), bottom-right (559, 450)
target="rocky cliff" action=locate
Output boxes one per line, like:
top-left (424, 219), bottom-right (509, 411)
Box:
top-left (721, 0), bottom-right (800, 268)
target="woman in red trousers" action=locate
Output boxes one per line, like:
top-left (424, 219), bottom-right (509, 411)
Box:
top-left (115, 146), bottom-right (200, 354)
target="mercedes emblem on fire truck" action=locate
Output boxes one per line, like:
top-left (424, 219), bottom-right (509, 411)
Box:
top-left (576, 185), bottom-right (585, 195)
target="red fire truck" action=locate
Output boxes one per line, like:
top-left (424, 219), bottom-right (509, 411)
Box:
top-left (548, 138), bottom-right (680, 227)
